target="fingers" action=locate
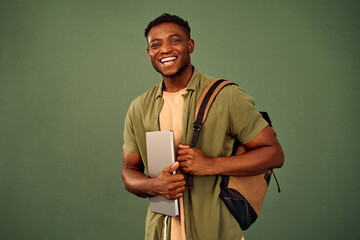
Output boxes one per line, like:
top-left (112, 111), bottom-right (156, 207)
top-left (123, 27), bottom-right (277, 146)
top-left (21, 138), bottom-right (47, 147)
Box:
top-left (178, 160), bottom-right (190, 169)
top-left (178, 162), bottom-right (192, 174)
top-left (162, 161), bottom-right (179, 174)
top-left (171, 180), bottom-right (186, 190)
top-left (165, 185), bottom-right (186, 200)
top-left (177, 147), bottom-right (196, 162)
top-left (172, 192), bottom-right (184, 200)
top-left (177, 154), bottom-right (193, 162)
top-left (161, 177), bottom-right (186, 200)
top-left (171, 172), bottom-right (185, 181)
top-left (178, 145), bottom-right (191, 155)
top-left (156, 162), bottom-right (185, 200)
top-left (178, 144), bottom-right (190, 149)
top-left (177, 146), bottom-right (194, 172)
top-left (177, 148), bottom-right (195, 158)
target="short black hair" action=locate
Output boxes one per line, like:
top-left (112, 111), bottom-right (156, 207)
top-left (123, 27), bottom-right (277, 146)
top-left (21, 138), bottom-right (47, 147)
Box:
top-left (144, 13), bottom-right (191, 38)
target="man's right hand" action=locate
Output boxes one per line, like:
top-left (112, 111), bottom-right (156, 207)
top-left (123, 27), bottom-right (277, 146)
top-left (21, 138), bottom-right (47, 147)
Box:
top-left (122, 149), bottom-right (185, 200)
top-left (152, 162), bottom-right (186, 200)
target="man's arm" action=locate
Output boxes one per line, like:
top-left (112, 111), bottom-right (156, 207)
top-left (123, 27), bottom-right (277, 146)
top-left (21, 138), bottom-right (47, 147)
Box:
top-left (122, 149), bottom-right (186, 200)
top-left (177, 125), bottom-right (284, 176)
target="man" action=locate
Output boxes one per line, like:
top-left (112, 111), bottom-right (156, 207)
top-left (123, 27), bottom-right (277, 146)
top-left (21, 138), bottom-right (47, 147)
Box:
top-left (122, 13), bottom-right (284, 240)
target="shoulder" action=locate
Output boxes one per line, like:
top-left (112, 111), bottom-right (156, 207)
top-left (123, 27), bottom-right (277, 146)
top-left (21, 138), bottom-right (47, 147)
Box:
top-left (193, 71), bottom-right (253, 106)
top-left (198, 72), bottom-right (214, 84)
top-left (188, 67), bottom-right (214, 92)
top-left (216, 82), bottom-right (252, 103)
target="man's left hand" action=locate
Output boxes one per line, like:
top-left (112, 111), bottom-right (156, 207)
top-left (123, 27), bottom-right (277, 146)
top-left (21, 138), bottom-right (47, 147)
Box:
top-left (177, 144), bottom-right (214, 175)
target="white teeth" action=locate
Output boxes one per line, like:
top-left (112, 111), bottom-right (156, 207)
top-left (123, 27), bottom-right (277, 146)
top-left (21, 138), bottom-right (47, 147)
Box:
top-left (160, 57), bottom-right (176, 63)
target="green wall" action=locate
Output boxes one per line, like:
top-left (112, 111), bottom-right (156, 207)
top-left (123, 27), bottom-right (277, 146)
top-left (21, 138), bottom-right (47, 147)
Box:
top-left (1, 0), bottom-right (359, 239)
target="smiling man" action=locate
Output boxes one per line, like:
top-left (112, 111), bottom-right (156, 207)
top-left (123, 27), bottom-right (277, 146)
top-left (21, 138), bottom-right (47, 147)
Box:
top-left (122, 13), bottom-right (284, 240)
top-left (147, 20), bottom-right (194, 91)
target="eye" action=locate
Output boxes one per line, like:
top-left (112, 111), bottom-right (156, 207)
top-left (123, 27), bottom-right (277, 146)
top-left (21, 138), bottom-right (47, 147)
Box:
top-left (171, 39), bottom-right (180, 44)
top-left (150, 43), bottom-right (160, 49)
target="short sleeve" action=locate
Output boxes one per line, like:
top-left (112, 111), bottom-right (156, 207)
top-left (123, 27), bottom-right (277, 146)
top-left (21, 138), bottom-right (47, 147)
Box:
top-left (230, 86), bottom-right (268, 144)
top-left (123, 101), bottom-right (140, 154)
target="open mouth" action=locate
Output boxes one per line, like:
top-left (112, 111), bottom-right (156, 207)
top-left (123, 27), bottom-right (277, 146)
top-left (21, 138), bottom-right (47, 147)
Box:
top-left (160, 57), bottom-right (177, 65)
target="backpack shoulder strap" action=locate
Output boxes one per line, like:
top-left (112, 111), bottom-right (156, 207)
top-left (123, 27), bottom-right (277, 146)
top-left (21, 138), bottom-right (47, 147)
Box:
top-left (195, 79), bottom-right (238, 126)
top-left (190, 79), bottom-right (237, 148)
top-left (187, 79), bottom-right (237, 189)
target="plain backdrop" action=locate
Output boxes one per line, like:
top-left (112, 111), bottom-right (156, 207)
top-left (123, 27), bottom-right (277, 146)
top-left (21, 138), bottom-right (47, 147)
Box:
top-left (1, 0), bottom-right (359, 239)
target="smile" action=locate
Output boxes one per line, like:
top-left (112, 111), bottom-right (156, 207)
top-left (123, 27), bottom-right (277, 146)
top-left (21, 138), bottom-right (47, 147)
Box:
top-left (160, 57), bottom-right (177, 65)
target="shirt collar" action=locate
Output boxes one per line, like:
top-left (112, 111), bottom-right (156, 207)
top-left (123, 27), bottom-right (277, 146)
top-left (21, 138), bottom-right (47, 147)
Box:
top-left (154, 81), bottom-right (165, 100)
top-left (186, 67), bottom-right (200, 91)
top-left (154, 66), bottom-right (201, 100)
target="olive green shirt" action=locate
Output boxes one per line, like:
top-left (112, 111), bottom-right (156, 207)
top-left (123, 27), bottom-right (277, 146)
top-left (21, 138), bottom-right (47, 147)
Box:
top-left (123, 68), bottom-right (268, 240)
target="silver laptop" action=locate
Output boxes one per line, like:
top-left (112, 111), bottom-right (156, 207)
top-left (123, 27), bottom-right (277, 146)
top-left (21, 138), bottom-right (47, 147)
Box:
top-left (146, 130), bottom-right (179, 216)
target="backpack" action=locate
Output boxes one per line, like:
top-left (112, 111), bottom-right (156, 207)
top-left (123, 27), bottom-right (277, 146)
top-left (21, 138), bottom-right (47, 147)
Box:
top-left (187, 79), bottom-right (280, 230)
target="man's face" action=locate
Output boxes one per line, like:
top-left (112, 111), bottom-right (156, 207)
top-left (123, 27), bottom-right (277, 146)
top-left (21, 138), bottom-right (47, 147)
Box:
top-left (146, 22), bottom-right (194, 78)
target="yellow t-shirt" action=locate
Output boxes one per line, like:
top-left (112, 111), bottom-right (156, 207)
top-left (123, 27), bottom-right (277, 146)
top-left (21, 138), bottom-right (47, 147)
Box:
top-left (160, 88), bottom-right (187, 240)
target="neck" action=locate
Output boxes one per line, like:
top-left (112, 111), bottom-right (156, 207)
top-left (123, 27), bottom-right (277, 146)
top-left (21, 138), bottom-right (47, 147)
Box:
top-left (162, 65), bottom-right (193, 92)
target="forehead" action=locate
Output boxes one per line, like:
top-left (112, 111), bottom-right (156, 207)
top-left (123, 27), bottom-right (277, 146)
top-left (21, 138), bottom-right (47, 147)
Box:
top-left (147, 22), bottom-right (189, 42)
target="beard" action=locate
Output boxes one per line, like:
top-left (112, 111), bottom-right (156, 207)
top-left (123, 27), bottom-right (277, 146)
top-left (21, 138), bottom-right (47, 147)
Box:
top-left (153, 61), bottom-right (190, 78)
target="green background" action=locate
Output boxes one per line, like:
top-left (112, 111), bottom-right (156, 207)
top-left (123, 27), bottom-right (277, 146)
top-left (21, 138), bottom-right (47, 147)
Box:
top-left (1, 0), bottom-right (359, 239)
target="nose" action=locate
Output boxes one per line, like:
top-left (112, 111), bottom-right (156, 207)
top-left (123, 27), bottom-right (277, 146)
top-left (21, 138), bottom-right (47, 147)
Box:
top-left (160, 42), bottom-right (172, 54)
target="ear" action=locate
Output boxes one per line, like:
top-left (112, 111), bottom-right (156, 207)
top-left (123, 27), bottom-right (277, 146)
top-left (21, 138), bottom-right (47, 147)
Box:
top-left (146, 47), bottom-right (151, 59)
top-left (188, 39), bottom-right (195, 54)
